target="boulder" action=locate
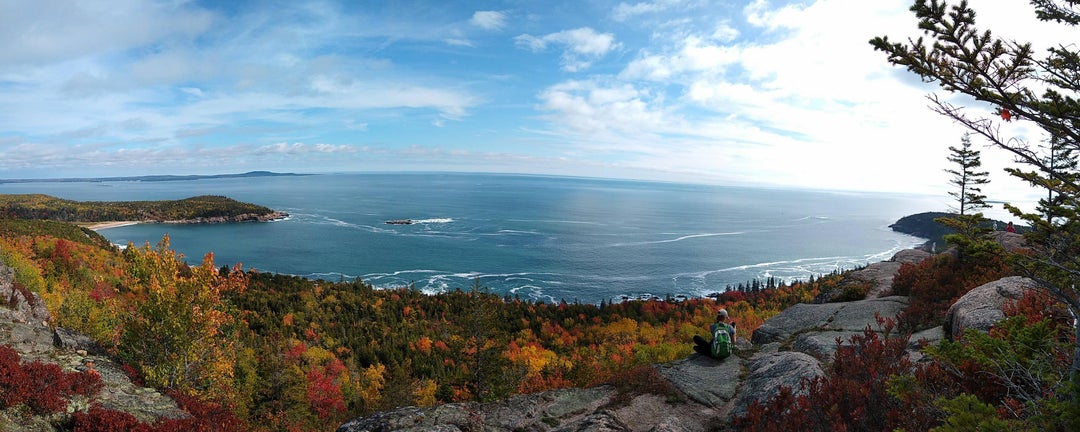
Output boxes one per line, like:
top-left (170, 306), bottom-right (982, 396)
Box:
top-left (0, 265), bottom-right (50, 325)
top-left (1, 322), bottom-right (55, 354)
top-left (54, 327), bottom-right (103, 354)
top-left (751, 302), bottom-right (845, 345)
top-left (751, 296), bottom-right (908, 360)
top-left (987, 231), bottom-right (1028, 253)
top-left (658, 353), bottom-right (741, 407)
top-left (891, 249), bottom-right (931, 265)
top-left (844, 261), bottom-right (903, 300)
top-left (944, 276), bottom-right (1036, 340)
top-left (730, 351), bottom-right (823, 418)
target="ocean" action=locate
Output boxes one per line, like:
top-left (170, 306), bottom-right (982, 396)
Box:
top-left (0, 173), bottom-right (936, 304)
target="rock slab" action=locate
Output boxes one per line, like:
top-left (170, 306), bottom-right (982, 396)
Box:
top-left (944, 276), bottom-right (1035, 339)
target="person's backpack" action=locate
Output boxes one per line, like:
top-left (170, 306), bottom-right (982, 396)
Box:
top-left (711, 324), bottom-right (733, 359)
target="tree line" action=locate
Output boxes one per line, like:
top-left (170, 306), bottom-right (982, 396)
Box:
top-left (0, 194), bottom-right (275, 222)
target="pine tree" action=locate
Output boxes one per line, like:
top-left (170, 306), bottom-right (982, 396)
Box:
top-left (936, 133), bottom-right (996, 259)
top-left (945, 133), bottom-right (990, 216)
top-left (872, 0), bottom-right (1080, 383)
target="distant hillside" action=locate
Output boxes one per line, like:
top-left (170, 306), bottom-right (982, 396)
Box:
top-left (0, 170), bottom-right (310, 184)
top-left (889, 212), bottom-right (953, 246)
top-left (890, 211), bottom-right (1025, 250)
top-left (0, 194), bottom-right (281, 223)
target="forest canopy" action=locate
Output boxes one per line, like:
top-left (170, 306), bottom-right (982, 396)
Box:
top-left (0, 194), bottom-right (277, 222)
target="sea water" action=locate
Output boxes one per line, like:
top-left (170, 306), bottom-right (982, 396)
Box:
top-left (0, 173), bottom-right (937, 303)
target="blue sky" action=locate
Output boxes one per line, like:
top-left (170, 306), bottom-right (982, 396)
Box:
top-left (0, 0), bottom-right (1068, 204)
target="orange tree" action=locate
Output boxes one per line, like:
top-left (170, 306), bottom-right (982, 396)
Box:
top-left (118, 235), bottom-right (251, 408)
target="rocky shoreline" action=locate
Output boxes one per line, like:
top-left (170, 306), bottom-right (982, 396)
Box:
top-left (154, 210), bottom-right (290, 224)
top-left (86, 211), bottom-right (290, 231)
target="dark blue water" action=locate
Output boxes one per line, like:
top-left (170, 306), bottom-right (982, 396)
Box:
top-left (0, 173), bottom-right (934, 303)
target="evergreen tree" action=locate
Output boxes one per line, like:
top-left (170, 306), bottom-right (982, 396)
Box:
top-left (937, 133), bottom-right (995, 258)
top-left (1024, 133), bottom-right (1080, 224)
top-left (872, 0), bottom-right (1080, 382)
top-left (945, 133), bottom-right (990, 216)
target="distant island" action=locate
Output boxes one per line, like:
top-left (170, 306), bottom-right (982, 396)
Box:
top-left (0, 170), bottom-right (310, 184)
top-left (0, 194), bottom-right (287, 225)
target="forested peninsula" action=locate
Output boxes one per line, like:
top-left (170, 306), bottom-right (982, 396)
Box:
top-left (0, 194), bottom-right (287, 224)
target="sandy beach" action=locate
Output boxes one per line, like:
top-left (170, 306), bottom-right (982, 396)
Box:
top-left (84, 221), bottom-right (141, 231)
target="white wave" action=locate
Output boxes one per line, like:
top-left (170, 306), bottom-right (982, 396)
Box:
top-left (610, 231), bottom-right (744, 247)
top-left (793, 215), bottom-right (830, 221)
top-left (413, 218), bottom-right (454, 224)
top-left (507, 218), bottom-right (604, 226)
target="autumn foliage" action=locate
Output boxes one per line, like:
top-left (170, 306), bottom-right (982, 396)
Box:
top-left (0, 344), bottom-right (102, 415)
top-left (0, 220), bottom-right (865, 431)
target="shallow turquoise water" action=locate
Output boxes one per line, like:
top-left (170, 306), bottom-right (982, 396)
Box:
top-left (0, 173), bottom-right (934, 303)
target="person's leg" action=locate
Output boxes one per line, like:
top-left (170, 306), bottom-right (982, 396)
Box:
top-left (693, 335), bottom-right (711, 355)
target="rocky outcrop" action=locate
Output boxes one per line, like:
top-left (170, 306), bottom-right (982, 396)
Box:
top-left (158, 211), bottom-right (289, 224)
top-left (658, 352), bottom-right (742, 408)
top-left (986, 231), bottom-right (1028, 253)
top-left (944, 276), bottom-right (1036, 340)
top-left (336, 387), bottom-right (616, 432)
top-left (751, 296), bottom-right (908, 360)
top-left (816, 249), bottom-right (931, 302)
top-left (0, 260), bottom-right (187, 429)
top-left (730, 351), bottom-right (824, 418)
top-left (0, 264), bottom-right (50, 325)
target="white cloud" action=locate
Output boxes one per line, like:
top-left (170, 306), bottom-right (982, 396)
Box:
top-left (0, 0), bottom-right (215, 69)
top-left (445, 38), bottom-right (475, 47)
top-left (537, 79), bottom-right (669, 137)
top-left (612, 0), bottom-right (691, 22)
top-left (619, 35), bottom-right (740, 81)
top-left (255, 142), bottom-right (357, 155)
top-left (515, 28), bottom-right (621, 72)
top-left (470, 11), bottom-right (507, 30)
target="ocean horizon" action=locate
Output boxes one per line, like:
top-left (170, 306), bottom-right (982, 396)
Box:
top-left (0, 172), bottom-right (937, 304)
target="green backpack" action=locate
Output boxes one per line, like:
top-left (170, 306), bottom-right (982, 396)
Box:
top-left (711, 324), bottom-right (733, 359)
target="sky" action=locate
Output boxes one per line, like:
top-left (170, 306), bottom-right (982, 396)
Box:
top-left (0, 0), bottom-right (1073, 211)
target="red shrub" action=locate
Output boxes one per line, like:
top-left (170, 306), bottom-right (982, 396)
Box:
top-left (72, 405), bottom-right (149, 432)
top-left (120, 363), bottom-right (145, 387)
top-left (733, 318), bottom-right (919, 431)
top-left (0, 344), bottom-right (103, 415)
top-left (160, 390), bottom-right (246, 432)
top-left (23, 362), bottom-right (71, 414)
top-left (891, 254), bottom-right (1012, 332)
top-left (89, 281), bottom-right (117, 302)
top-left (0, 345), bottom-right (29, 408)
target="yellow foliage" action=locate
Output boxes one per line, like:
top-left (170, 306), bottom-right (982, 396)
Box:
top-left (412, 379), bottom-right (438, 407)
top-left (358, 363), bottom-right (386, 409)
